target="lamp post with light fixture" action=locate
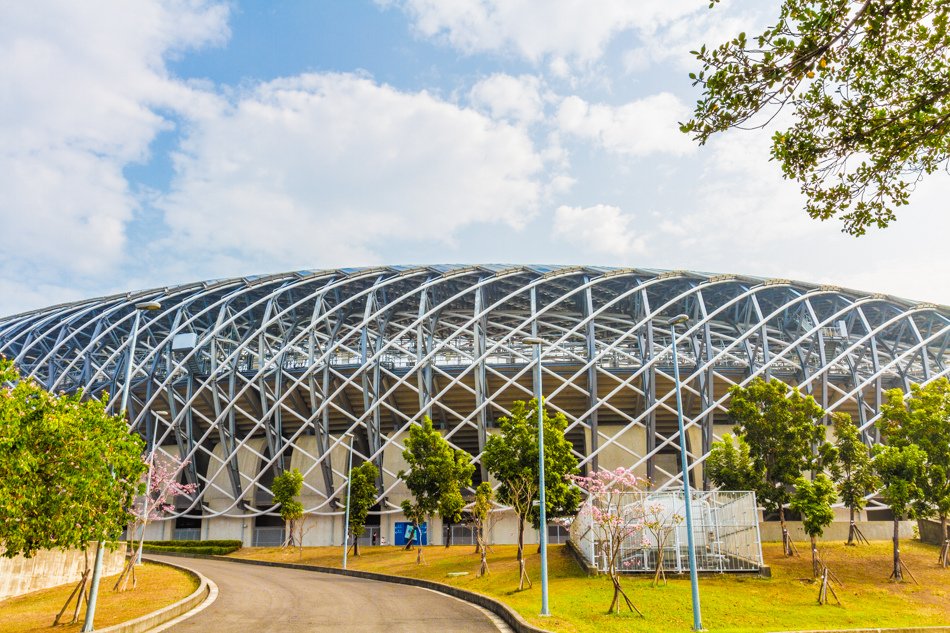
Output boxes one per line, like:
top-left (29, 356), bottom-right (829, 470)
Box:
top-left (83, 300), bottom-right (161, 632)
top-left (663, 313), bottom-right (703, 631)
top-left (522, 335), bottom-right (550, 617)
top-left (342, 432), bottom-right (355, 570)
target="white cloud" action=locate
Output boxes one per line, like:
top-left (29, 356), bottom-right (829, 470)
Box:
top-left (159, 73), bottom-right (545, 276)
top-left (552, 204), bottom-right (645, 257)
top-left (0, 0), bottom-right (228, 286)
top-left (622, 6), bottom-right (765, 73)
top-left (469, 74), bottom-right (544, 125)
top-left (556, 93), bottom-right (694, 157)
top-left (654, 128), bottom-right (950, 305)
top-left (382, 0), bottom-right (704, 65)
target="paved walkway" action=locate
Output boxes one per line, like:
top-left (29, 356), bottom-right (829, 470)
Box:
top-left (151, 555), bottom-right (505, 632)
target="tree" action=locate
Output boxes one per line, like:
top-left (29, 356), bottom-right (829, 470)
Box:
top-left (706, 433), bottom-right (760, 491)
top-left (399, 416), bottom-right (474, 564)
top-left (790, 474), bottom-right (837, 577)
top-left (726, 377), bottom-right (829, 556)
top-left (482, 399), bottom-right (581, 589)
top-left (828, 412), bottom-right (878, 545)
top-left (471, 482), bottom-right (495, 577)
top-left (115, 454), bottom-right (197, 591)
top-left (642, 500), bottom-right (684, 587)
top-left (873, 443), bottom-right (927, 581)
top-left (682, 0), bottom-right (950, 236)
top-left (0, 357), bottom-right (147, 625)
top-left (347, 461), bottom-right (379, 557)
top-left (879, 379), bottom-right (950, 566)
top-left (272, 469), bottom-right (304, 549)
top-left (567, 468), bottom-right (645, 616)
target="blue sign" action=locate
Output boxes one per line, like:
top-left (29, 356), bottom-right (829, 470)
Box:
top-left (394, 521), bottom-right (427, 546)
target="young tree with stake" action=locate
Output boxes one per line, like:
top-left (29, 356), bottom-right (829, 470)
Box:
top-left (726, 377), bottom-right (829, 556)
top-left (115, 454), bottom-right (197, 591)
top-left (567, 468), bottom-right (645, 616)
top-left (828, 412), bottom-right (878, 545)
top-left (399, 416), bottom-right (474, 564)
top-left (873, 443), bottom-right (927, 582)
top-left (482, 399), bottom-right (580, 590)
top-left (790, 474), bottom-right (837, 578)
top-left (272, 469), bottom-right (304, 549)
top-left (879, 380), bottom-right (950, 567)
top-left (346, 461), bottom-right (379, 557)
top-left (471, 482), bottom-right (494, 577)
top-left (642, 501), bottom-right (684, 588)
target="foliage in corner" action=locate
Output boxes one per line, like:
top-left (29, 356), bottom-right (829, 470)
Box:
top-left (683, 0), bottom-right (950, 235)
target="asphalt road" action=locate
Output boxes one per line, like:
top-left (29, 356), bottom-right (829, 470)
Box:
top-left (151, 555), bottom-right (505, 632)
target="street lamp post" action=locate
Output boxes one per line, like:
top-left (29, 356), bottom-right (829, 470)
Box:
top-left (342, 432), bottom-right (355, 570)
top-left (522, 336), bottom-right (550, 617)
top-left (83, 300), bottom-right (161, 633)
top-left (665, 314), bottom-right (703, 631)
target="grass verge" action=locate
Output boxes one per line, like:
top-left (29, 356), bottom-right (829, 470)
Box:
top-left (230, 540), bottom-right (950, 632)
top-left (0, 561), bottom-right (198, 633)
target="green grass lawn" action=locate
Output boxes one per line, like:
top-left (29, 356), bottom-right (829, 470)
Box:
top-left (0, 562), bottom-right (198, 633)
top-left (231, 540), bottom-right (950, 632)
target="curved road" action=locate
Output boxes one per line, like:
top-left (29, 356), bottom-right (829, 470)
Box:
top-left (151, 555), bottom-right (505, 632)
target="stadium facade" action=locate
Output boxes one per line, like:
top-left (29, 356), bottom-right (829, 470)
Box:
top-left (1, 265), bottom-right (947, 546)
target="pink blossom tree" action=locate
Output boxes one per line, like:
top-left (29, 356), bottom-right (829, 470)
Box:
top-left (114, 454), bottom-right (197, 591)
top-left (568, 467), bottom-right (646, 616)
top-left (643, 501), bottom-right (684, 587)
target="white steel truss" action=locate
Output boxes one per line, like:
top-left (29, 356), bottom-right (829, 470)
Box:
top-left (1, 264), bottom-right (947, 521)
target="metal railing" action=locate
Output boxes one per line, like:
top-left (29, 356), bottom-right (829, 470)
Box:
top-left (446, 525), bottom-right (476, 545)
top-left (570, 490), bottom-right (763, 573)
top-left (253, 526), bottom-right (286, 547)
top-left (172, 528), bottom-right (201, 541)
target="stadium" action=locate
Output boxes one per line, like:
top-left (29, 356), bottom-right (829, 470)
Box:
top-left (1, 265), bottom-right (947, 549)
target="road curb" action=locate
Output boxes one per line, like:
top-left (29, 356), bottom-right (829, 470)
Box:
top-left (147, 550), bottom-right (551, 633)
top-left (773, 629), bottom-right (950, 633)
top-left (93, 558), bottom-right (217, 633)
top-left (782, 626), bottom-right (950, 633)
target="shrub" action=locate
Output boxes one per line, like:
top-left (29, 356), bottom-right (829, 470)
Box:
top-left (141, 539), bottom-right (241, 548)
top-left (140, 540), bottom-right (242, 555)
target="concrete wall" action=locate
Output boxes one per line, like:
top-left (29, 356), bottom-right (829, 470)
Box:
top-left (758, 520), bottom-right (916, 542)
top-left (589, 424), bottom-right (647, 478)
top-left (0, 542), bottom-right (127, 600)
top-left (157, 514), bottom-right (925, 548)
top-left (918, 518), bottom-right (947, 546)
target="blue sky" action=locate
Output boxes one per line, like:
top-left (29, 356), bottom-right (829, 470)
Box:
top-left (2, 0), bottom-right (947, 315)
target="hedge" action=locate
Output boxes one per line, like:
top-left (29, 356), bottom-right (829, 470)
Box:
top-left (141, 539), bottom-right (242, 548)
top-left (142, 543), bottom-right (241, 555)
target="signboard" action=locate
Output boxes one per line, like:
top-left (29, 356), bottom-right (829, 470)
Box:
top-left (394, 521), bottom-right (427, 546)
